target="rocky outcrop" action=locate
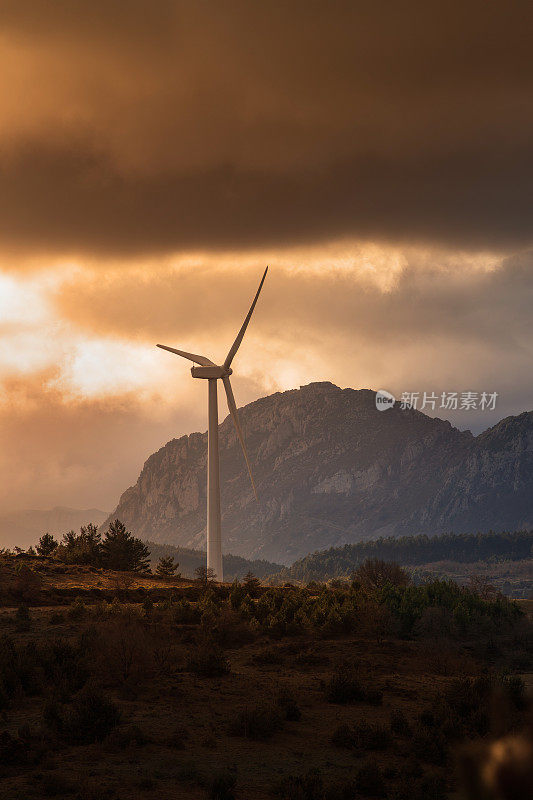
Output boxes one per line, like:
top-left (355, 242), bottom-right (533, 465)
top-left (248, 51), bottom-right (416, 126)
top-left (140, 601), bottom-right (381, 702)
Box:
top-left (106, 383), bottom-right (533, 564)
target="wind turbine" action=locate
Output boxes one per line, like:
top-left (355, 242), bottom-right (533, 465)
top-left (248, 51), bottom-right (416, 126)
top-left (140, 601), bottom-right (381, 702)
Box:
top-left (156, 267), bottom-right (268, 582)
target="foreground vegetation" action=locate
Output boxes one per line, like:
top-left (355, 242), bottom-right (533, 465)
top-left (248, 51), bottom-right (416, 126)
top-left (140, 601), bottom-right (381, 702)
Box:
top-left (0, 552), bottom-right (531, 799)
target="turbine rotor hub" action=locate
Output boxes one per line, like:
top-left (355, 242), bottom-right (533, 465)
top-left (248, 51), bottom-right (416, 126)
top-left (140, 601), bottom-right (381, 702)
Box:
top-left (190, 365), bottom-right (232, 379)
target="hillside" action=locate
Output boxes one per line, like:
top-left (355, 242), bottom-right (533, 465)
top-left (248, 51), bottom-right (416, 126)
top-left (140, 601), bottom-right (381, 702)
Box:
top-left (268, 530), bottom-right (533, 597)
top-left (272, 530), bottom-right (533, 581)
top-left (106, 382), bottom-right (533, 564)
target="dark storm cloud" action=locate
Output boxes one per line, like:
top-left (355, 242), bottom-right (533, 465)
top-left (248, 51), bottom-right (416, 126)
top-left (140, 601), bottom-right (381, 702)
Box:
top-left (1, 0), bottom-right (533, 257)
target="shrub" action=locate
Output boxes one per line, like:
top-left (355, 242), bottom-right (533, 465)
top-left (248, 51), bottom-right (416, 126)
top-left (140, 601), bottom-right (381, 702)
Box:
top-left (272, 769), bottom-right (324, 800)
top-left (106, 724), bottom-right (148, 748)
top-left (142, 597), bottom-right (154, 616)
top-left (278, 689), bottom-right (302, 721)
top-left (41, 637), bottom-right (89, 698)
top-left (166, 725), bottom-right (190, 749)
top-left (325, 667), bottom-right (382, 705)
top-left (252, 646), bottom-right (285, 666)
top-left (229, 580), bottom-right (246, 609)
top-left (331, 723), bottom-right (356, 749)
top-left (503, 674), bottom-right (527, 710)
top-left (209, 771), bottom-right (237, 800)
top-left (94, 617), bottom-right (153, 687)
top-left (354, 721), bottom-right (392, 750)
top-left (39, 772), bottom-right (76, 797)
top-left (44, 684), bottom-right (121, 744)
top-left (354, 559), bottom-right (410, 590)
top-left (355, 760), bottom-right (386, 797)
top-left (390, 709), bottom-right (411, 737)
top-left (229, 705), bottom-right (283, 740)
top-left (49, 612), bottom-right (65, 625)
top-left (15, 604), bottom-right (31, 624)
top-left (412, 724), bottom-right (448, 765)
top-left (195, 565), bottom-right (216, 585)
top-left (173, 598), bottom-right (201, 625)
top-left (67, 597), bottom-right (87, 621)
top-left (331, 721), bottom-right (391, 751)
top-left (186, 642), bottom-right (230, 677)
top-left (0, 635), bottom-right (43, 703)
top-left (391, 768), bottom-right (447, 800)
top-left (243, 571), bottom-right (261, 597)
top-left (294, 648), bottom-right (329, 668)
top-left (325, 668), bottom-right (365, 704)
top-left (0, 730), bottom-right (30, 766)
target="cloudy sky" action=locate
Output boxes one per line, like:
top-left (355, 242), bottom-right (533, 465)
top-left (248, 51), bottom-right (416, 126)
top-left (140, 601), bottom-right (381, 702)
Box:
top-left (1, 0), bottom-right (532, 513)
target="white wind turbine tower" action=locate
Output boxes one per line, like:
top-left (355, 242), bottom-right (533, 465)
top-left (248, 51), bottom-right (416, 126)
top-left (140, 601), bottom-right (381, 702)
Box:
top-left (156, 267), bottom-right (268, 582)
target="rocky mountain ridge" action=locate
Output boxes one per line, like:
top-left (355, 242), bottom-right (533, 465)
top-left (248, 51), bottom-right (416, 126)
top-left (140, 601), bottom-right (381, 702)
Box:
top-left (106, 383), bottom-right (533, 563)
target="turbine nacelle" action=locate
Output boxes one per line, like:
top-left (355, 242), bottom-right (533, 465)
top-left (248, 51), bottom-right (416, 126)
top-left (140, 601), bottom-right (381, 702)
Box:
top-left (190, 365), bottom-right (232, 379)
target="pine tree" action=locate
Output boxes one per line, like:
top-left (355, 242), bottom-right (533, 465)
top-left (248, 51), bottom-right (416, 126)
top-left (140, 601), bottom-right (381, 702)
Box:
top-left (155, 555), bottom-right (180, 577)
top-left (194, 565), bottom-right (216, 585)
top-left (79, 523), bottom-right (102, 565)
top-left (37, 533), bottom-right (58, 557)
top-left (100, 519), bottom-right (151, 573)
top-left (243, 571), bottom-right (261, 596)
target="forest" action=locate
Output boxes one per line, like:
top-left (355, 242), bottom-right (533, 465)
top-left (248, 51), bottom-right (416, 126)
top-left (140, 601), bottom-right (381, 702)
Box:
top-left (272, 530), bottom-right (533, 584)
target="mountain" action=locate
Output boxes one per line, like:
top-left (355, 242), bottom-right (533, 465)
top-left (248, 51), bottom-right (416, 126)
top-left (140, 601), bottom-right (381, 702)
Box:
top-left (0, 506), bottom-right (109, 550)
top-left (106, 382), bottom-right (533, 564)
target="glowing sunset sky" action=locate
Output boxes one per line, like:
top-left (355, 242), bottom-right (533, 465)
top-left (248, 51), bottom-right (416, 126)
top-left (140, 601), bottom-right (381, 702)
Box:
top-left (0, 1), bottom-right (532, 513)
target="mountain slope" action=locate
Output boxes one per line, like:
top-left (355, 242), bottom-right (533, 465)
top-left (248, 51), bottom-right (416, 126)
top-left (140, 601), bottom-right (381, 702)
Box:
top-left (106, 382), bottom-right (533, 563)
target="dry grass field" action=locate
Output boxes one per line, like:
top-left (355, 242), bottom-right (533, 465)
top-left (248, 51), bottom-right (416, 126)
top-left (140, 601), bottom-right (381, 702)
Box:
top-left (0, 556), bottom-right (532, 800)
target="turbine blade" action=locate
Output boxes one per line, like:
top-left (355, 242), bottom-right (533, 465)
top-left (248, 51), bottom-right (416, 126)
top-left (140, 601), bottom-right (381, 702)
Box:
top-left (156, 344), bottom-right (215, 366)
top-left (222, 375), bottom-right (258, 500)
top-left (223, 266), bottom-right (268, 370)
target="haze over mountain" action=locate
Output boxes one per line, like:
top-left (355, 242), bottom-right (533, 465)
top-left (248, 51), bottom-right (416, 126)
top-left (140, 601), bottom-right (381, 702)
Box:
top-left (106, 383), bottom-right (533, 564)
top-left (0, 506), bottom-right (109, 550)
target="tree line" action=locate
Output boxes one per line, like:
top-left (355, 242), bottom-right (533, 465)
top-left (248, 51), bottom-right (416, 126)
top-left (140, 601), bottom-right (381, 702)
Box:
top-left (33, 522), bottom-right (261, 584)
top-left (35, 520), bottom-right (179, 576)
top-left (273, 529), bottom-right (533, 583)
